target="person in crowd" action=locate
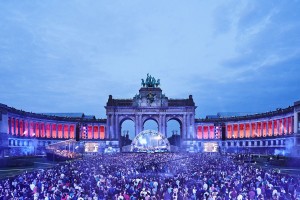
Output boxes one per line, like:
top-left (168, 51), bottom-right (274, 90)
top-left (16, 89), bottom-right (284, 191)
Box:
top-left (1, 153), bottom-right (300, 199)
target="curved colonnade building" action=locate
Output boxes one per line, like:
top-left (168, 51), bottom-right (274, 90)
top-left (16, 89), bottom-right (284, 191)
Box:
top-left (0, 79), bottom-right (300, 157)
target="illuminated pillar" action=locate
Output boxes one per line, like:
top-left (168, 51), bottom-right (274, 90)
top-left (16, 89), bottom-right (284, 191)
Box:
top-left (285, 118), bottom-right (288, 134)
top-left (98, 125), bottom-right (101, 139)
top-left (237, 123), bottom-right (240, 138)
top-left (13, 118), bottom-right (16, 135)
top-left (207, 124), bottom-right (210, 139)
top-left (225, 124), bottom-right (228, 138)
top-left (54, 123), bottom-right (57, 138)
top-left (232, 124), bottom-right (234, 138)
top-left (68, 124), bottom-right (70, 139)
top-left (61, 124), bottom-right (64, 139)
top-left (292, 116), bottom-right (294, 133)
top-left (265, 121), bottom-right (268, 137)
top-left (50, 123), bottom-right (52, 138)
top-left (272, 120), bottom-right (274, 137)
top-left (55, 123), bottom-right (58, 138)
top-left (98, 125), bottom-right (100, 139)
top-left (27, 120), bottom-right (31, 137)
top-left (91, 124), bottom-right (94, 139)
top-left (16, 119), bottom-right (19, 136)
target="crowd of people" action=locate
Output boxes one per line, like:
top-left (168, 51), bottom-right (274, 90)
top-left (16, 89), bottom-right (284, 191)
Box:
top-left (0, 153), bottom-right (300, 199)
top-left (52, 150), bottom-right (79, 159)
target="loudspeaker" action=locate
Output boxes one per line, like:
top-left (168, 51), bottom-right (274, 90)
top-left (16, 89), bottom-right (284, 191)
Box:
top-left (221, 125), bottom-right (226, 141)
top-left (76, 124), bottom-right (80, 141)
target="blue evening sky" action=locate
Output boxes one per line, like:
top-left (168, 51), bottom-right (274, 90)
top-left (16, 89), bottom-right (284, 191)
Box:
top-left (1, 0), bottom-right (300, 119)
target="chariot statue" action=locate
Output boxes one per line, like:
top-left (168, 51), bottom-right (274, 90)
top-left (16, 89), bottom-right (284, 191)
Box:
top-left (141, 74), bottom-right (160, 88)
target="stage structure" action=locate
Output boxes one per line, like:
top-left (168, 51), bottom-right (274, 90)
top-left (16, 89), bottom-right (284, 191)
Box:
top-left (45, 139), bottom-right (81, 160)
top-left (0, 74), bottom-right (300, 156)
top-left (129, 130), bottom-right (170, 152)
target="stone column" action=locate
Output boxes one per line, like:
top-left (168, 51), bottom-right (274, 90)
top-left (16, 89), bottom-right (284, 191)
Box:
top-left (68, 124), bottom-right (70, 139)
top-left (8, 117), bottom-right (11, 135)
top-left (115, 114), bottom-right (119, 140)
top-left (91, 124), bottom-right (94, 139)
top-left (238, 123), bottom-right (240, 138)
top-left (292, 116), bottom-right (295, 133)
top-left (38, 122), bottom-right (41, 138)
top-left (106, 114), bottom-right (111, 139)
top-left (62, 124), bottom-right (65, 139)
top-left (16, 119), bottom-right (19, 136)
top-left (134, 115), bottom-right (138, 136)
top-left (250, 123), bottom-right (252, 138)
top-left (98, 125), bottom-right (100, 139)
top-left (162, 114), bottom-right (166, 136)
top-left (158, 115), bottom-right (162, 135)
top-left (139, 115), bottom-right (143, 134)
top-left (265, 121), bottom-right (268, 137)
top-left (188, 115), bottom-right (191, 139)
top-left (28, 120), bottom-right (31, 137)
top-left (13, 118), bottom-right (16, 135)
top-left (271, 120), bottom-right (274, 137)
top-left (190, 114), bottom-right (195, 139)
top-left (50, 123), bottom-right (52, 138)
top-left (135, 114), bottom-right (142, 135)
top-left (232, 124), bottom-right (234, 138)
top-left (182, 115), bottom-right (186, 139)
top-left (110, 114), bottom-right (115, 139)
top-left (285, 117), bottom-right (288, 134)
top-left (55, 123), bottom-right (58, 138)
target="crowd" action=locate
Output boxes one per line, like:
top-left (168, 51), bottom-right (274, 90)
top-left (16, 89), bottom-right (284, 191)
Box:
top-left (52, 150), bottom-right (79, 159)
top-left (0, 153), bottom-right (300, 200)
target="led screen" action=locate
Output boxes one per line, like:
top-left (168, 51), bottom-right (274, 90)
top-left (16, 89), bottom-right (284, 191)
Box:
top-left (203, 142), bottom-right (219, 152)
top-left (84, 142), bottom-right (99, 152)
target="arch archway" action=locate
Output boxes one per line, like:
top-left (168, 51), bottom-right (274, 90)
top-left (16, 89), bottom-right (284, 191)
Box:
top-left (143, 118), bottom-right (159, 131)
top-left (167, 118), bottom-right (182, 146)
top-left (120, 118), bottom-right (135, 147)
top-left (167, 118), bottom-right (182, 138)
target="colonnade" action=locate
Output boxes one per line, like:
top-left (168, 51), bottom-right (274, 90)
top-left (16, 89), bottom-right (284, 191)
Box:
top-left (8, 117), bottom-right (106, 140)
top-left (197, 116), bottom-right (294, 140)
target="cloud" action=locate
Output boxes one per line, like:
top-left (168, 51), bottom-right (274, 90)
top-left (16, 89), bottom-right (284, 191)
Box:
top-left (0, 0), bottom-right (299, 118)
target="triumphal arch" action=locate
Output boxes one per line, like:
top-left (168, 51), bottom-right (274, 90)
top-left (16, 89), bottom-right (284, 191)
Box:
top-left (105, 74), bottom-right (197, 142)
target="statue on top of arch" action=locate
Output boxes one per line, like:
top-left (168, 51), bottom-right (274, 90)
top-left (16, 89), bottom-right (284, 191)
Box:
top-left (141, 73), bottom-right (160, 88)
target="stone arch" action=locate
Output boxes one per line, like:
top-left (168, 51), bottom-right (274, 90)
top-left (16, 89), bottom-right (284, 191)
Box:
top-left (166, 116), bottom-right (183, 137)
top-left (142, 117), bottom-right (159, 131)
top-left (119, 117), bottom-right (136, 140)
